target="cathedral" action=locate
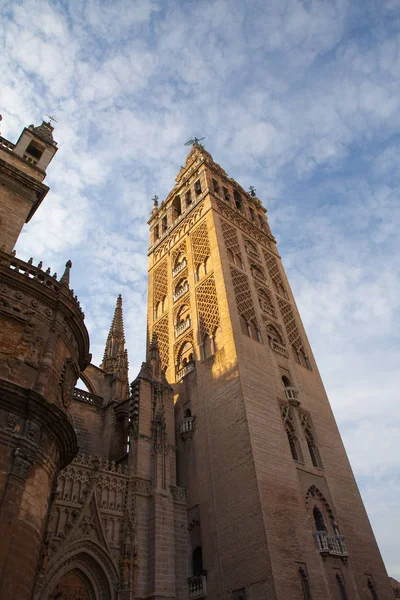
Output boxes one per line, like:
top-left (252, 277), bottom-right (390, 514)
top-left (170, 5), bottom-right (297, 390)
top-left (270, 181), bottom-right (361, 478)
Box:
top-left (0, 120), bottom-right (394, 599)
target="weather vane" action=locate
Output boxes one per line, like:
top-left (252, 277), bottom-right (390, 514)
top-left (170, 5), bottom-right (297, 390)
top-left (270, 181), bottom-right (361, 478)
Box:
top-left (152, 195), bottom-right (159, 207)
top-left (184, 137), bottom-right (206, 147)
top-left (45, 114), bottom-right (58, 125)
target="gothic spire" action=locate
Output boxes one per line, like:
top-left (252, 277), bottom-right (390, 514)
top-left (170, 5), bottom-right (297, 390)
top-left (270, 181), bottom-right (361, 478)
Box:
top-left (101, 295), bottom-right (129, 399)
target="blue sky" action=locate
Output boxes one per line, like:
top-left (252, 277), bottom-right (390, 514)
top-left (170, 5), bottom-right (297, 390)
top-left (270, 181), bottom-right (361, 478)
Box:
top-left (1, 0), bottom-right (400, 579)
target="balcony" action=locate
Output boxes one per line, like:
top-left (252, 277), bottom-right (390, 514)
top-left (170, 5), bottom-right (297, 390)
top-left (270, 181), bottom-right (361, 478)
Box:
top-left (175, 317), bottom-right (191, 338)
top-left (179, 416), bottom-right (195, 440)
top-left (73, 388), bottom-right (104, 407)
top-left (172, 258), bottom-right (187, 277)
top-left (176, 361), bottom-right (195, 381)
top-left (284, 387), bottom-right (299, 404)
top-left (173, 282), bottom-right (189, 302)
top-left (314, 531), bottom-right (348, 557)
top-left (188, 574), bottom-right (207, 599)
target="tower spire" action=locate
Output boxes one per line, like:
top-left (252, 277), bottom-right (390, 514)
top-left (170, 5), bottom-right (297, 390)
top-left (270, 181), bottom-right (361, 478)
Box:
top-left (101, 295), bottom-right (129, 400)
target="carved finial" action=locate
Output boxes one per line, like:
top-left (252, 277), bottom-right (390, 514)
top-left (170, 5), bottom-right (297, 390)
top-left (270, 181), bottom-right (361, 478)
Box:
top-left (12, 250), bottom-right (16, 257)
top-left (52, 272), bottom-right (57, 278)
top-left (46, 267), bottom-right (51, 274)
top-left (28, 257), bottom-right (33, 264)
top-left (152, 195), bottom-right (159, 208)
top-left (60, 260), bottom-right (72, 286)
top-left (37, 260), bottom-right (43, 269)
top-left (249, 186), bottom-right (256, 197)
top-left (101, 295), bottom-right (129, 400)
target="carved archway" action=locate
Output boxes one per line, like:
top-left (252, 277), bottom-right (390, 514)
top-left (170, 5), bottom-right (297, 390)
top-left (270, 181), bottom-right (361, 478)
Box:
top-left (37, 540), bottom-right (118, 600)
top-left (49, 568), bottom-right (95, 600)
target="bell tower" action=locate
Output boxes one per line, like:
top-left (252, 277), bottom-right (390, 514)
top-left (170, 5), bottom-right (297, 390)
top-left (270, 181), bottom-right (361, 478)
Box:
top-left (147, 142), bottom-right (393, 600)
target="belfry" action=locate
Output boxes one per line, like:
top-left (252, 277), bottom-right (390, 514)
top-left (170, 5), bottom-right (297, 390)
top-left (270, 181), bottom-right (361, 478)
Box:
top-left (0, 122), bottom-right (394, 599)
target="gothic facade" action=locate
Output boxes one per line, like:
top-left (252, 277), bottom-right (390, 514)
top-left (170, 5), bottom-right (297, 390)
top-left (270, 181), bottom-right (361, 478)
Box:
top-left (0, 121), bottom-right (394, 599)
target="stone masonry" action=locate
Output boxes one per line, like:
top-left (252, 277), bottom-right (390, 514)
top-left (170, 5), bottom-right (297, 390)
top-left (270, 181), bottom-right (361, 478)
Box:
top-left (0, 121), bottom-right (395, 599)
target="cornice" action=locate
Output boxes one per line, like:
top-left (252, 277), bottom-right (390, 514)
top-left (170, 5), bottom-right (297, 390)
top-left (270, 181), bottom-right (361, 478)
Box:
top-left (0, 156), bottom-right (49, 221)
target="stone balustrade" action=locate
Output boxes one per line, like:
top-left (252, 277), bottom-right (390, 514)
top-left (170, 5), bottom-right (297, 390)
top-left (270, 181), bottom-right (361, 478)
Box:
top-left (285, 387), bottom-right (299, 402)
top-left (173, 282), bottom-right (189, 302)
top-left (314, 531), bottom-right (348, 557)
top-left (176, 361), bottom-right (195, 381)
top-left (73, 388), bottom-right (104, 407)
top-left (0, 135), bottom-right (15, 151)
top-left (179, 416), bottom-right (195, 440)
top-left (188, 574), bottom-right (207, 599)
top-left (175, 317), bottom-right (191, 338)
top-left (172, 258), bottom-right (187, 277)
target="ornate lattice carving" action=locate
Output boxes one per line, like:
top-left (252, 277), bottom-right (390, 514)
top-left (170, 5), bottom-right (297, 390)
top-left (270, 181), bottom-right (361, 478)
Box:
top-left (153, 260), bottom-right (168, 306)
top-left (230, 266), bottom-right (257, 324)
top-left (244, 238), bottom-right (260, 261)
top-left (220, 219), bottom-right (241, 256)
top-left (152, 315), bottom-right (169, 368)
top-left (153, 205), bottom-right (204, 264)
top-left (196, 275), bottom-right (220, 337)
top-left (216, 198), bottom-right (274, 248)
top-left (191, 220), bottom-right (210, 267)
top-left (263, 251), bottom-right (287, 295)
top-left (277, 298), bottom-right (304, 350)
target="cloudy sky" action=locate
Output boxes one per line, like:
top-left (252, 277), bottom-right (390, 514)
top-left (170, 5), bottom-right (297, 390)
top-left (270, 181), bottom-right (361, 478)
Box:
top-left (1, 0), bottom-right (399, 579)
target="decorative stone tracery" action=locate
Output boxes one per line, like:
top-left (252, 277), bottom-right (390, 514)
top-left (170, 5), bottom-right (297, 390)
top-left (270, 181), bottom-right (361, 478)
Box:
top-left (196, 275), bottom-right (220, 338)
top-left (152, 315), bottom-right (169, 369)
top-left (230, 266), bottom-right (258, 328)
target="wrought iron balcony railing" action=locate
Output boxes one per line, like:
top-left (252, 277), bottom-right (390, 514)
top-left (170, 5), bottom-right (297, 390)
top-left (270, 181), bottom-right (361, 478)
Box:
top-left (188, 574), bottom-right (207, 599)
top-left (314, 531), bottom-right (348, 557)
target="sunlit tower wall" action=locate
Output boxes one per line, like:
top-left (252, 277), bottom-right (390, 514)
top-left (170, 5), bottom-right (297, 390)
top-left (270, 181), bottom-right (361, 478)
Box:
top-left (147, 143), bottom-right (392, 600)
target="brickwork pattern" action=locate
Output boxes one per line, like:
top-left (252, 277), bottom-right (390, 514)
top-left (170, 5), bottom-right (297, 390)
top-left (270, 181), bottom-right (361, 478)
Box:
top-left (196, 274), bottom-right (220, 337)
top-left (190, 219), bottom-right (210, 267)
top-left (277, 297), bottom-right (304, 350)
top-left (220, 218), bottom-right (242, 257)
top-left (230, 265), bottom-right (258, 325)
top-left (153, 259), bottom-right (168, 306)
top-left (152, 315), bottom-right (169, 369)
top-left (263, 250), bottom-right (287, 295)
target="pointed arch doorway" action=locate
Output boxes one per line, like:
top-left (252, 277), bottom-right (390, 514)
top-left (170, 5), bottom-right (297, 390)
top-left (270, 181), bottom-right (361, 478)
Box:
top-left (49, 568), bottom-right (95, 599)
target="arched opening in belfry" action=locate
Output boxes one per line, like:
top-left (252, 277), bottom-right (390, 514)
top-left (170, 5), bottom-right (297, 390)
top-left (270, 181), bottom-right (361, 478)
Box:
top-left (172, 195), bottom-right (182, 221)
top-left (49, 568), bottom-right (94, 600)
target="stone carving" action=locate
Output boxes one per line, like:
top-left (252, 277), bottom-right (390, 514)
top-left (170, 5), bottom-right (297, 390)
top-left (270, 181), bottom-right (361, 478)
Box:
top-left (170, 485), bottom-right (186, 503)
top-left (59, 358), bottom-right (79, 408)
top-left (11, 448), bottom-right (33, 480)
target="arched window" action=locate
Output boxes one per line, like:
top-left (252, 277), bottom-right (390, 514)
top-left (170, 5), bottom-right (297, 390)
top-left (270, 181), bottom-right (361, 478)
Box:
top-left (177, 341), bottom-right (194, 373)
top-left (336, 574), bottom-right (348, 600)
top-left (299, 567), bottom-right (312, 600)
top-left (250, 264), bottom-right (266, 283)
top-left (267, 324), bottom-right (284, 348)
top-left (192, 547), bottom-right (203, 575)
top-left (258, 288), bottom-right (275, 316)
top-left (368, 579), bottom-right (379, 600)
top-left (282, 375), bottom-right (291, 388)
top-left (313, 506), bottom-right (326, 532)
top-left (287, 430), bottom-right (299, 461)
top-left (300, 412), bottom-right (323, 469)
top-left (153, 224), bottom-right (159, 243)
top-left (162, 215), bottom-right (168, 233)
top-left (185, 190), bottom-right (192, 206)
top-left (172, 195), bottom-right (181, 221)
top-left (185, 408), bottom-right (192, 418)
top-left (174, 278), bottom-right (189, 301)
top-left (281, 403), bottom-right (302, 462)
top-left (195, 180), bottom-right (202, 195)
top-left (233, 190), bottom-right (242, 209)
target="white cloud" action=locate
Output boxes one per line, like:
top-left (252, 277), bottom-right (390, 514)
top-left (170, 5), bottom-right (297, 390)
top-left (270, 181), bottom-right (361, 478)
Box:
top-left (1, 0), bottom-right (400, 580)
